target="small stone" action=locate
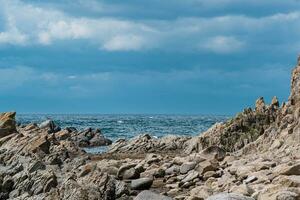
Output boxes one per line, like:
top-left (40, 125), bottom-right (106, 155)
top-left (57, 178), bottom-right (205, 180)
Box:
top-left (244, 176), bottom-right (257, 184)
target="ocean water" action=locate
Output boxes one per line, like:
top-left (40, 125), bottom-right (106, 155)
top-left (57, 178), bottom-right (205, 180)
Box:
top-left (17, 114), bottom-right (229, 141)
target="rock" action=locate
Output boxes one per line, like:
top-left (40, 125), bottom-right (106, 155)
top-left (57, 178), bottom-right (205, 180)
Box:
top-left (244, 176), bottom-right (258, 184)
top-left (207, 193), bottom-right (255, 200)
top-left (166, 165), bottom-right (180, 175)
top-left (189, 185), bottom-right (213, 200)
top-left (230, 184), bottom-right (254, 196)
top-left (255, 97), bottom-right (265, 113)
top-left (134, 190), bottom-right (173, 200)
top-left (275, 190), bottom-right (299, 200)
top-left (180, 162), bottom-right (196, 174)
top-left (271, 139), bottom-right (283, 149)
top-left (201, 146), bottom-right (226, 161)
top-left (0, 112), bottom-right (17, 138)
top-left (181, 170), bottom-right (199, 183)
top-left (196, 160), bottom-right (218, 175)
top-left (271, 96), bottom-right (280, 107)
top-left (115, 181), bottom-right (129, 198)
top-left (39, 120), bottom-right (61, 133)
top-left (131, 178), bottom-right (153, 190)
top-left (28, 161), bottom-right (46, 173)
top-left (274, 163), bottom-right (300, 176)
top-left (117, 164), bottom-right (137, 179)
top-left (123, 168), bottom-right (140, 180)
top-left (76, 128), bottom-right (112, 147)
top-left (55, 130), bottom-right (71, 140)
top-left (29, 135), bottom-right (51, 154)
top-left (203, 171), bottom-right (219, 180)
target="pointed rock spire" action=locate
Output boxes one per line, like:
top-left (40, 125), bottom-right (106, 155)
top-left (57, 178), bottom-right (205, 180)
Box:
top-left (255, 97), bottom-right (265, 113)
top-left (271, 96), bottom-right (279, 107)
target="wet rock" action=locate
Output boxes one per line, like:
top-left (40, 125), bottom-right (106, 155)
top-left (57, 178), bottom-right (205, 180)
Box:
top-left (76, 128), bottom-right (112, 147)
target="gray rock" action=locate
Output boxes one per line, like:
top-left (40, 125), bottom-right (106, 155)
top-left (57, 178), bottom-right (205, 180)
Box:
top-left (165, 165), bottom-right (179, 175)
top-left (28, 161), bottom-right (46, 173)
top-left (181, 170), bottom-right (199, 183)
top-left (207, 193), bottom-right (255, 200)
top-left (131, 178), bottom-right (153, 190)
top-left (180, 162), bottom-right (196, 174)
top-left (134, 190), bottom-right (173, 200)
top-left (123, 168), bottom-right (140, 180)
top-left (118, 164), bottom-right (137, 179)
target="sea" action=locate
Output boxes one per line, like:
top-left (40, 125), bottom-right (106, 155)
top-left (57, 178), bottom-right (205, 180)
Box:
top-left (17, 114), bottom-right (229, 153)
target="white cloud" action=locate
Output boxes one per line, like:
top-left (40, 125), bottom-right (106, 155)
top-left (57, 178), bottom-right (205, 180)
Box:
top-left (0, 0), bottom-right (300, 53)
top-left (201, 36), bottom-right (244, 53)
top-left (103, 35), bottom-right (146, 51)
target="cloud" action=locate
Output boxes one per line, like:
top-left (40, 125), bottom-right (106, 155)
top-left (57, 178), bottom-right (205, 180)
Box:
top-left (103, 35), bottom-right (147, 51)
top-left (201, 36), bottom-right (244, 53)
top-left (0, 0), bottom-right (299, 54)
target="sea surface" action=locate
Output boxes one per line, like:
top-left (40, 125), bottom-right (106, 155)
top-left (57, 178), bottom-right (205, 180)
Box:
top-left (17, 114), bottom-right (229, 153)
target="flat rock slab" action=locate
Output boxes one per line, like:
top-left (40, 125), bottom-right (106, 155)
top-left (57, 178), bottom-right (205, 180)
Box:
top-left (207, 193), bottom-right (255, 200)
top-left (134, 190), bottom-right (173, 200)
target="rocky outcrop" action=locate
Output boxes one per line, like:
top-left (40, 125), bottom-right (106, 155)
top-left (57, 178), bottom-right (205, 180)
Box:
top-left (1, 57), bottom-right (300, 199)
top-left (0, 112), bottom-right (17, 138)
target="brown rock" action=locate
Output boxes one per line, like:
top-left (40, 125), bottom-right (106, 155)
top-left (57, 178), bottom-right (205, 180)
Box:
top-left (0, 112), bottom-right (17, 138)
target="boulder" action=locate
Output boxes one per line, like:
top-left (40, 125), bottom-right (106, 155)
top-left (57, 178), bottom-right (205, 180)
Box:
top-left (180, 162), bottom-right (196, 174)
top-left (131, 178), bottom-right (153, 190)
top-left (200, 146), bottom-right (226, 161)
top-left (134, 190), bottom-right (173, 200)
top-left (274, 163), bottom-right (300, 176)
top-left (0, 112), bottom-right (17, 138)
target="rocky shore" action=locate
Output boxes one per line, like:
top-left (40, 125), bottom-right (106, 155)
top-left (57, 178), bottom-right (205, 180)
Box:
top-left (1, 57), bottom-right (300, 200)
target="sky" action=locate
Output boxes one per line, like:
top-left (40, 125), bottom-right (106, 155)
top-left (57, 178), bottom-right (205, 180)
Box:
top-left (0, 0), bottom-right (299, 114)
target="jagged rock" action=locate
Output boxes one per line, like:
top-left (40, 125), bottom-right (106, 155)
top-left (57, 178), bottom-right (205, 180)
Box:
top-left (39, 120), bottom-right (61, 133)
top-left (29, 135), bottom-right (51, 154)
top-left (255, 97), bottom-right (266, 113)
top-left (75, 128), bottom-right (112, 147)
top-left (55, 130), bottom-right (71, 140)
top-left (28, 161), bottom-right (46, 173)
top-left (0, 112), bottom-right (17, 138)
top-left (134, 190), bottom-right (173, 200)
top-left (271, 96), bottom-right (280, 107)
